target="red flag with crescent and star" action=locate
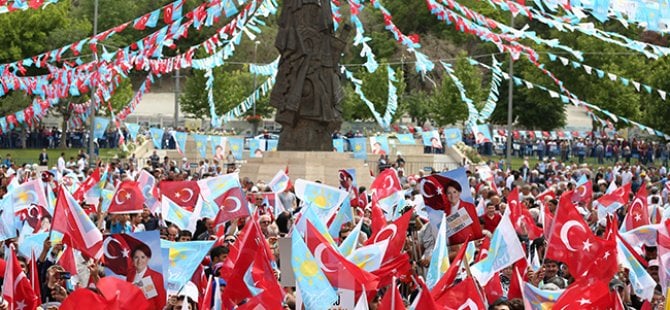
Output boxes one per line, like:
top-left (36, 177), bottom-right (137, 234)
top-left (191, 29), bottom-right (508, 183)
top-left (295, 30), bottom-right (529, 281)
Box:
top-left (53, 187), bottom-right (103, 259)
top-left (364, 210), bottom-right (412, 262)
top-left (304, 221), bottom-right (379, 291)
top-left (545, 191), bottom-right (615, 281)
top-left (508, 187), bottom-right (543, 239)
top-left (107, 181), bottom-right (145, 214)
top-left (101, 233), bottom-right (146, 276)
top-left (2, 247), bottom-right (39, 310)
top-left (159, 181), bottom-right (200, 212)
top-left (622, 185), bottom-right (650, 232)
top-left (73, 168), bottom-right (101, 202)
top-left (213, 186), bottom-right (249, 226)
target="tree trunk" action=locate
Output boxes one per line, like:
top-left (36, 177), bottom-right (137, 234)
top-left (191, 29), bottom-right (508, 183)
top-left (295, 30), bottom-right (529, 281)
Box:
top-left (60, 114), bottom-right (68, 149)
top-left (20, 127), bottom-right (26, 149)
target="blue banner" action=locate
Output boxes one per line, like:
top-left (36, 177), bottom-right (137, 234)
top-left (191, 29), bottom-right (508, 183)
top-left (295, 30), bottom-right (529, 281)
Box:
top-left (125, 123), bottom-right (140, 141)
top-left (173, 131), bottom-right (187, 154)
top-left (332, 138), bottom-right (344, 152)
top-left (443, 128), bottom-right (462, 147)
top-left (395, 133), bottom-right (415, 145)
top-left (350, 137), bottom-right (367, 159)
top-left (192, 134), bottom-right (208, 158)
top-left (249, 139), bottom-right (263, 158)
top-left (93, 117), bottom-right (110, 140)
top-left (149, 127), bottom-right (164, 149)
top-left (228, 137), bottom-right (244, 160)
top-left (267, 139), bottom-right (278, 152)
top-left (370, 136), bottom-right (390, 155)
top-left (421, 130), bottom-right (442, 149)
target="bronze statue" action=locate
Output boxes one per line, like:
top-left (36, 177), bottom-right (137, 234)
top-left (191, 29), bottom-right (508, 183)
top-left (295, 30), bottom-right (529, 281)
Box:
top-left (270, 0), bottom-right (350, 151)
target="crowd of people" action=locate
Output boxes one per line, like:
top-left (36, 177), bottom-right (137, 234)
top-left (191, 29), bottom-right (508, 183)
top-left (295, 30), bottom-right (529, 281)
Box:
top-left (0, 127), bottom-right (669, 309)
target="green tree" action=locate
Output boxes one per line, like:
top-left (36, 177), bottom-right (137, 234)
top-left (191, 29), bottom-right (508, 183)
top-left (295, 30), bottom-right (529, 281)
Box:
top-left (429, 52), bottom-right (485, 126)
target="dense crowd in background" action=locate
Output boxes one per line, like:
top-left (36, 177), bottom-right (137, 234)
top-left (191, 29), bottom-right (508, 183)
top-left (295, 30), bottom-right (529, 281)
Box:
top-left (0, 125), bottom-right (669, 309)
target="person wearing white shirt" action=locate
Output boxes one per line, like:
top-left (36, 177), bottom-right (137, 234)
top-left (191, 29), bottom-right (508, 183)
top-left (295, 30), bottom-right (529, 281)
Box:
top-left (57, 152), bottom-right (66, 173)
top-left (621, 168), bottom-right (633, 185)
top-left (77, 156), bottom-right (87, 171)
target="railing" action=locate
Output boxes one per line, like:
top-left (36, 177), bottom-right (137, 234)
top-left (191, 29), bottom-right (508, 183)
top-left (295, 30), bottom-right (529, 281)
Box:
top-left (365, 160), bottom-right (462, 176)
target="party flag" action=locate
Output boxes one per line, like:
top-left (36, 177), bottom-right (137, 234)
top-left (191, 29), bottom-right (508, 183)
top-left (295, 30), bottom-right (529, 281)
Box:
top-left (149, 127), bottom-right (164, 149)
top-left (426, 213), bottom-right (449, 289)
top-left (161, 239), bottom-right (215, 292)
top-left (291, 230), bottom-right (338, 310)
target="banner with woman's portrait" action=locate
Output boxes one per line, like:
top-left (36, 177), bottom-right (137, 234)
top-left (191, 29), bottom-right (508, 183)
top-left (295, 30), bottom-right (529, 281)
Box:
top-left (102, 231), bottom-right (166, 309)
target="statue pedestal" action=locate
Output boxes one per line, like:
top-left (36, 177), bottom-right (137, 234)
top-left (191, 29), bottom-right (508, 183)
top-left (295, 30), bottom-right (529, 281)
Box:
top-left (238, 151), bottom-right (372, 189)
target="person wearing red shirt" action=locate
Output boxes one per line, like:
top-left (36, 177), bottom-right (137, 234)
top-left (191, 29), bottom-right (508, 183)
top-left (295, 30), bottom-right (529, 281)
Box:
top-left (480, 202), bottom-right (502, 233)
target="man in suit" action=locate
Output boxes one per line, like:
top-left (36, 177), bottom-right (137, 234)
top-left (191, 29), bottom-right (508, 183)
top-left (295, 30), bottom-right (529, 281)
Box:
top-left (38, 148), bottom-right (49, 166)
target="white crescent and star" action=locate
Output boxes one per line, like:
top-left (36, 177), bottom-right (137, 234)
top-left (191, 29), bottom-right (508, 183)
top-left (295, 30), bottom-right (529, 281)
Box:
top-left (114, 189), bottom-right (130, 205)
top-left (179, 188), bottom-right (195, 203)
top-left (559, 220), bottom-right (586, 252)
top-left (419, 178), bottom-right (436, 198)
top-left (374, 224), bottom-right (398, 243)
top-left (103, 237), bottom-right (123, 259)
top-left (224, 196), bottom-right (242, 213)
top-left (314, 244), bottom-right (336, 273)
top-left (383, 175), bottom-right (395, 192)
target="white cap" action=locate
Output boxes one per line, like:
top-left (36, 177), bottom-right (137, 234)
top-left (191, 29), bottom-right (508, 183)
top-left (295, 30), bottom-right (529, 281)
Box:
top-left (178, 281), bottom-right (199, 303)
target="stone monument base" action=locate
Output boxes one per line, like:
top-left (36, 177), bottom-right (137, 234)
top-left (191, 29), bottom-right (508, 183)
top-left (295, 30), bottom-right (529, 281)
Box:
top-left (276, 119), bottom-right (338, 151)
top-left (238, 151), bottom-right (371, 189)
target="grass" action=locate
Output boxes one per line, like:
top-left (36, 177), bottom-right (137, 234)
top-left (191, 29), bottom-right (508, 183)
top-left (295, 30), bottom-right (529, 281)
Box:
top-left (0, 148), bottom-right (122, 168)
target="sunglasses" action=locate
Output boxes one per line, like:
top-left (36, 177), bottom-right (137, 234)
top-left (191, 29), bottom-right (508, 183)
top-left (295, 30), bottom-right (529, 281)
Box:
top-left (260, 221), bottom-right (271, 224)
top-left (224, 238), bottom-right (236, 243)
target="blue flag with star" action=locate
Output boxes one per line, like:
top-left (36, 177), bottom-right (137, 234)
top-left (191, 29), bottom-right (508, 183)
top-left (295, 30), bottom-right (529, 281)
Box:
top-left (332, 138), bottom-right (344, 152)
top-left (93, 117), bottom-right (110, 140)
top-left (228, 137), bottom-right (244, 160)
top-left (291, 230), bottom-right (338, 310)
top-left (125, 123), bottom-right (140, 141)
top-left (443, 128), bottom-right (462, 147)
top-left (395, 133), bottom-right (415, 145)
top-left (149, 127), bottom-right (164, 149)
top-left (162, 196), bottom-right (193, 231)
top-left (161, 239), bottom-right (215, 292)
top-left (350, 137), bottom-right (367, 159)
top-left (193, 134), bottom-right (208, 158)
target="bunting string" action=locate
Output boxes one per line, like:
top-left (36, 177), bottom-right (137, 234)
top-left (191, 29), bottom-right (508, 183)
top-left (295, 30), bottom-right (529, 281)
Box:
top-left (440, 61), bottom-right (478, 129)
top-left (468, 57), bottom-right (669, 139)
top-left (546, 53), bottom-right (668, 101)
top-left (348, 0), bottom-right (379, 73)
top-left (477, 55), bottom-right (502, 123)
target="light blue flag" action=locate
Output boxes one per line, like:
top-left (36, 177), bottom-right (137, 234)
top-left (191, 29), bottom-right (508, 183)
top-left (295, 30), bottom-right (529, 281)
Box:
top-left (617, 237), bottom-right (656, 301)
top-left (328, 199), bottom-right (353, 238)
top-left (210, 136), bottom-right (223, 156)
top-left (267, 140), bottom-right (278, 152)
top-left (395, 133), bottom-right (415, 145)
top-left (125, 123), bottom-right (140, 141)
top-left (162, 196), bottom-right (193, 231)
top-left (149, 127), bottom-right (164, 149)
top-left (470, 211), bottom-right (525, 284)
top-left (249, 139), bottom-right (262, 158)
top-left (292, 230), bottom-right (338, 310)
top-left (0, 197), bottom-right (17, 241)
top-left (295, 204), bottom-right (336, 245)
top-left (100, 189), bottom-right (114, 213)
top-left (161, 239), bottom-right (215, 292)
top-left (443, 128), bottom-right (462, 147)
top-left (93, 117), bottom-right (110, 140)
top-left (426, 213), bottom-right (449, 289)
top-left (200, 200), bottom-right (218, 220)
top-left (145, 9), bottom-right (160, 28)
top-left (350, 137), bottom-right (367, 159)
top-left (332, 138), bottom-right (344, 152)
top-left (192, 134), bottom-right (209, 158)
top-left (18, 226), bottom-right (48, 258)
top-left (338, 219), bottom-right (362, 257)
top-left (173, 131), bottom-right (188, 154)
top-left (222, 0), bottom-right (238, 17)
top-left (421, 130), bottom-right (440, 147)
top-left (228, 137), bottom-right (244, 160)
top-left (523, 282), bottom-right (563, 309)
top-left (197, 173), bottom-right (240, 200)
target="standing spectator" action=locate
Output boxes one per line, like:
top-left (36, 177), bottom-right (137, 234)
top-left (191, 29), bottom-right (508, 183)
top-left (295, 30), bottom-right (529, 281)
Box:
top-left (480, 202), bottom-right (502, 233)
top-left (38, 149), bottom-right (49, 166)
top-left (57, 152), bottom-right (66, 173)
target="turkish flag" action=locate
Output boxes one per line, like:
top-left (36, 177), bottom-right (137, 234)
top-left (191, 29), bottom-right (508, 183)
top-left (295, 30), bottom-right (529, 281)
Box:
top-left (371, 253), bottom-right (412, 289)
top-left (60, 277), bottom-right (151, 310)
top-left (553, 278), bottom-right (613, 309)
top-left (159, 181), bottom-right (200, 211)
top-left (571, 180), bottom-right (593, 204)
top-left (102, 233), bottom-right (146, 276)
top-left (108, 181), bottom-right (145, 214)
top-left (483, 273), bottom-right (505, 304)
top-left (304, 221), bottom-right (379, 291)
top-left (623, 185), bottom-right (650, 231)
top-left (364, 210), bottom-right (412, 262)
top-left (213, 186), bottom-right (250, 225)
top-left (28, 0), bottom-right (45, 9)
top-left (370, 168), bottom-right (402, 202)
top-left (546, 191), bottom-right (612, 280)
top-left (133, 14), bottom-right (150, 30)
top-left (369, 201), bottom-right (386, 236)
top-left (433, 277), bottom-right (485, 309)
top-left (53, 187), bottom-right (103, 259)
top-left (431, 235), bottom-right (471, 299)
top-left (508, 187), bottom-right (543, 239)
top-left (412, 276), bottom-right (438, 309)
top-left (357, 191), bottom-right (369, 208)
top-left (2, 247), bottom-right (39, 310)
top-left (378, 278), bottom-right (406, 310)
top-left (73, 168), bottom-right (101, 201)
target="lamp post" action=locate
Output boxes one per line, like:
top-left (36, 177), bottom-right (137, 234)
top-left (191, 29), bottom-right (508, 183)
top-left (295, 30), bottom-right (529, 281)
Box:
top-left (252, 41), bottom-right (260, 136)
top-left (505, 14), bottom-right (514, 166)
top-left (87, 0), bottom-right (99, 165)
top-left (174, 60), bottom-right (180, 128)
